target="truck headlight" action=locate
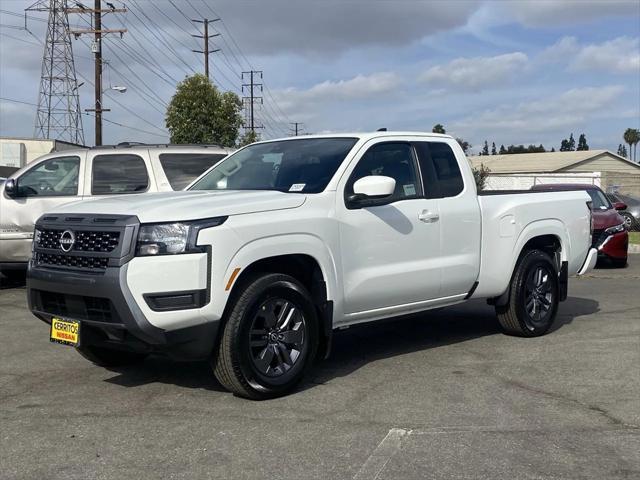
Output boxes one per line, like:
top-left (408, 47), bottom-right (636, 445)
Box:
top-left (604, 223), bottom-right (626, 235)
top-left (136, 217), bottom-right (227, 256)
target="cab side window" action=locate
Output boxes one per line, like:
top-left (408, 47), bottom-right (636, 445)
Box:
top-left (16, 156), bottom-right (80, 197)
top-left (345, 142), bottom-right (420, 203)
top-left (92, 154), bottom-right (149, 195)
top-left (414, 142), bottom-right (464, 198)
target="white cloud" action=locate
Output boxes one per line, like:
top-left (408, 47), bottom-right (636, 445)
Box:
top-left (539, 36), bottom-right (640, 74)
top-left (273, 72), bottom-right (402, 113)
top-left (502, 0), bottom-right (639, 27)
top-left (419, 53), bottom-right (528, 91)
top-left (571, 37), bottom-right (640, 74)
top-left (453, 85), bottom-right (626, 136)
top-left (538, 36), bottom-right (580, 63)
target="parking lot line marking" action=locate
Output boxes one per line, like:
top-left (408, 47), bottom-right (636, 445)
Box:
top-left (353, 427), bottom-right (409, 480)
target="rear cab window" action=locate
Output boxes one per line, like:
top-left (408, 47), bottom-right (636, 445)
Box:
top-left (91, 154), bottom-right (149, 195)
top-left (159, 153), bottom-right (227, 190)
top-left (413, 142), bottom-right (464, 199)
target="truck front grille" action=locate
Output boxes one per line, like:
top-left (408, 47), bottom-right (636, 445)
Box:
top-left (38, 229), bottom-right (120, 252)
top-left (33, 214), bottom-right (138, 274)
top-left (34, 252), bottom-right (109, 271)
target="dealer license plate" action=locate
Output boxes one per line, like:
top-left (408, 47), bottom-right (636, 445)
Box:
top-left (50, 317), bottom-right (80, 347)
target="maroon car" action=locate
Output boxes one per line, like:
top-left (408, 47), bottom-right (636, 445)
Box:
top-left (531, 183), bottom-right (628, 267)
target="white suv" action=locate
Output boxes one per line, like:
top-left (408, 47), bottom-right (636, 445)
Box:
top-left (0, 143), bottom-right (230, 275)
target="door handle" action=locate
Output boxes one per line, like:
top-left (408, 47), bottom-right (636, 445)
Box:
top-left (418, 210), bottom-right (439, 223)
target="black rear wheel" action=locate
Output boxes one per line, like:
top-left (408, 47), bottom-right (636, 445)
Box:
top-left (212, 273), bottom-right (318, 399)
top-left (496, 249), bottom-right (559, 337)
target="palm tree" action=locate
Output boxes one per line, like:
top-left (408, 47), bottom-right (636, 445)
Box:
top-left (623, 128), bottom-right (639, 162)
top-left (633, 129), bottom-right (640, 164)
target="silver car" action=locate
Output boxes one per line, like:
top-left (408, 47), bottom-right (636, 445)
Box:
top-left (0, 143), bottom-right (230, 277)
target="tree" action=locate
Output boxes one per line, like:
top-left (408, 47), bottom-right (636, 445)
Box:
top-left (482, 140), bottom-right (489, 156)
top-left (577, 133), bottom-right (589, 151)
top-left (237, 130), bottom-right (260, 147)
top-left (560, 133), bottom-right (576, 152)
top-left (624, 128), bottom-right (640, 162)
top-left (456, 138), bottom-right (471, 154)
top-left (551, 147), bottom-right (556, 152)
top-left (499, 144), bottom-right (506, 154)
top-left (432, 124), bottom-right (446, 134)
top-left (472, 164), bottom-right (491, 191)
top-left (491, 142), bottom-right (497, 155)
top-left (165, 74), bottom-right (244, 147)
top-left (617, 144), bottom-right (628, 158)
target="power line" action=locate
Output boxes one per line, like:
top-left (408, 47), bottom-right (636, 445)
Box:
top-left (1, 96), bottom-right (164, 138)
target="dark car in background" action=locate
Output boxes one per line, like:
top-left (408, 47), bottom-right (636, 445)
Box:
top-left (531, 183), bottom-right (628, 268)
top-left (606, 192), bottom-right (640, 231)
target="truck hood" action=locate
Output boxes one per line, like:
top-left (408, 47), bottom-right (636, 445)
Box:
top-left (53, 190), bottom-right (306, 223)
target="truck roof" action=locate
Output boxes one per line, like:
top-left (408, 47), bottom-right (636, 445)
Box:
top-left (255, 131), bottom-right (453, 144)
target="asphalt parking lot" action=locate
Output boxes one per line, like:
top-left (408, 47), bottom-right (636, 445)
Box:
top-left (1, 261), bottom-right (639, 480)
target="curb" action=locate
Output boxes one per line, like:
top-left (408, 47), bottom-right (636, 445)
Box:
top-left (629, 244), bottom-right (640, 254)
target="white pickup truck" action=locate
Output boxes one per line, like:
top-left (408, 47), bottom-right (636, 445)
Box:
top-left (27, 132), bottom-right (597, 399)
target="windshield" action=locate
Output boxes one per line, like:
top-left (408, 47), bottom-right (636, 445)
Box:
top-left (587, 189), bottom-right (612, 210)
top-left (189, 137), bottom-right (358, 193)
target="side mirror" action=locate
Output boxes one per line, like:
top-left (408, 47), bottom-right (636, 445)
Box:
top-left (347, 175), bottom-right (396, 208)
top-left (613, 201), bottom-right (627, 211)
top-left (4, 178), bottom-right (17, 197)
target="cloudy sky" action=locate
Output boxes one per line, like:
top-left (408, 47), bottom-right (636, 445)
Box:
top-left (0, 0), bottom-right (639, 154)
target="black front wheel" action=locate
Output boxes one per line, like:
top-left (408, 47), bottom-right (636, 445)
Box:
top-left (621, 212), bottom-right (637, 232)
top-left (496, 249), bottom-right (559, 337)
top-left (212, 273), bottom-right (318, 399)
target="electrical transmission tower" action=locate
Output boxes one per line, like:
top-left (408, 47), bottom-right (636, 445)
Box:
top-left (191, 18), bottom-right (220, 81)
top-left (242, 70), bottom-right (263, 134)
top-left (26, 0), bottom-right (85, 145)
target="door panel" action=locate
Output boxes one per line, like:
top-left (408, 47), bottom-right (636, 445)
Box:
top-left (413, 140), bottom-right (481, 297)
top-left (337, 140), bottom-right (442, 314)
top-left (340, 198), bottom-right (441, 313)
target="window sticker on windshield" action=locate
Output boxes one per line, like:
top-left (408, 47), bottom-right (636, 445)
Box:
top-left (403, 184), bottom-right (416, 196)
top-left (289, 183), bottom-right (306, 192)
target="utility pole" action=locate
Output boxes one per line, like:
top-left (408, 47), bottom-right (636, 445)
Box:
top-left (242, 71), bottom-right (264, 134)
top-left (191, 18), bottom-right (220, 81)
top-left (26, 0), bottom-right (85, 144)
top-left (289, 122), bottom-right (303, 136)
top-left (66, 0), bottom-right (126, 146)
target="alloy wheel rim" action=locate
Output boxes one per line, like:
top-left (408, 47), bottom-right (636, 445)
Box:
top-left (248, 298), bottom-right (306, 378)
top-left (524, 265), bottom-right (554, 328)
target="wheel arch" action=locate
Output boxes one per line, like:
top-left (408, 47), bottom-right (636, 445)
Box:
top-left (490, 220), bottom-right (568, 306)
top-left (220, 236), bottom-right (339, 359)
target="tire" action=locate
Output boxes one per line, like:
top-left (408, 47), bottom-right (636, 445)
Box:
top-left (496, 249), bottom-right (559, 337)
top-left (76, 345), bottom-right (148, 367)
top-left (212, 273), bottom-right (319, 400)
top-left (621, 212), bottom-right (637, 232)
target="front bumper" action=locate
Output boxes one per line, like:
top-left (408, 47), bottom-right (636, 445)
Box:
top-left (28, 264), bottom-right (219, 360)
top-left (597, 231), bottom-right (628, 260)
top-left (27, 214), bottom-right (219, 361)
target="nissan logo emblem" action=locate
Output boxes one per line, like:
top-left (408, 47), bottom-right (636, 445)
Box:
top-left (59, 230), bottom-right (76, 253)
